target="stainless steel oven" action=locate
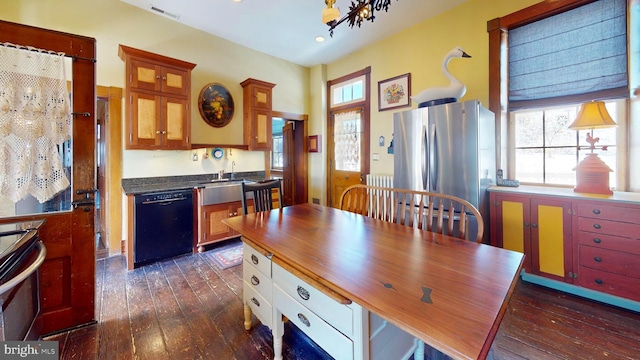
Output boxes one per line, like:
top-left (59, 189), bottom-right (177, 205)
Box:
top-left (0, 220), bottom-right (46, 341)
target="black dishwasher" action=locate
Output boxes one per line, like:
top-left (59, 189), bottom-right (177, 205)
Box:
top-left (133, 189), bottom-right (194, 267)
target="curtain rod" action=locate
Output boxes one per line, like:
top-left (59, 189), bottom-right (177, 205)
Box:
top-left (0, 41), bottom-right (96, 63)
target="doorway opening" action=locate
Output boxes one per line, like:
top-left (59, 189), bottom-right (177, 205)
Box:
top-left (270, 111), bottom-right (308, 206)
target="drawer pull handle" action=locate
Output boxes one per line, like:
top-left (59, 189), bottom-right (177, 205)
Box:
top-left (251, 275), bottom-right (260, 286)
top-left (593, 238), bottom-right (602, 244)
top-left (594, 257), bottom-right (602, 263)
top-left (595, 279), bottom-right (603, 285)
top-left (297, 313), bottom-right (311, 327)
top-left (531, 223), bottom-right (538, 229)
top-left (251, 254), bottom-right (259, 265)
top-left (523, 222), bottom-right (529, 227)
top-left (593, 224), bottom-right (601, 230)
top-left (592, 209), bottom-right (601, 215)
top-left (251, 297), bottom-right (260, 307)
top-left (297, 286), bottom-right (310, 301)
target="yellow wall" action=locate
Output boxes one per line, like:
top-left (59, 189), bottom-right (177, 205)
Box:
top-left (1, 0), bottom-right (310, 178)
top-left (321, 0), bottom-right (540, 177)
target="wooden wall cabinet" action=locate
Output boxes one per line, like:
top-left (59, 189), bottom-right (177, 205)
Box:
top-left (241, 78), bottom-right (276, 151)
top-left (119, 45), bottom-right (196, 150)
top-left (490, 186), bottom-right (640, 310)
top-left (490, 192), bottom-right (573, 282)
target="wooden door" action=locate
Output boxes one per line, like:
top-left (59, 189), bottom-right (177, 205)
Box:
top-left (282, 122), bottom-right (294, 206)
top-left (0, 20), bottom-right (97, 334)
top-left (97, 97), bottom-right (107, 257)
top-left (328, 107), bottom-right (369, 207)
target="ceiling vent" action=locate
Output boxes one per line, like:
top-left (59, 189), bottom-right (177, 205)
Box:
top-left (149, 5), bottom-right (180, 20)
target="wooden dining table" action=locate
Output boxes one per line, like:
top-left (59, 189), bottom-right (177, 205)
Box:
top-left (223, 203), bottom-right (525, 360)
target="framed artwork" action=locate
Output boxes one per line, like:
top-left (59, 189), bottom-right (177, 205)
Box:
top-left (198, 83), bottom-right (234, 127)
top-left (378, 73), bottom-right (411, 111)
top-left (308, 135), bottom-right (321, 153)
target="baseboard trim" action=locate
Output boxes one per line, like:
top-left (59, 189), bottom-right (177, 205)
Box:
top-left (520, 271), bottom-right (640, 313)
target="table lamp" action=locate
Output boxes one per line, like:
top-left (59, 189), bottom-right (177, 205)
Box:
top-left (568, 100), bottom-right (617, 195)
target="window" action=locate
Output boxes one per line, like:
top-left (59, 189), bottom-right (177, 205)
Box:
top-left (330, 75), bottom-right (365, 107)
top-left (512, 101), bottom-right (622, 186)
top-left (488, 0), bottom-right (633, 189)
top-left (271, 117), bottom-right (285, 169)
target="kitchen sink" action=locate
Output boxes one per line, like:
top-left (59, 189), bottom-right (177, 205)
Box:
top-left (200, 179), bottom-right (254, 205)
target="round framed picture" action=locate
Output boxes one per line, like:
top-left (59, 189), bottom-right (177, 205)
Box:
top-left (198, 83), bottom-right (234, 128)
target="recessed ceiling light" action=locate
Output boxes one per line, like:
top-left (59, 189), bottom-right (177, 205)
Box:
top-left (233, 0), bottom-right (242, 2)
top-left (316, 36), bottom-right (325, 42)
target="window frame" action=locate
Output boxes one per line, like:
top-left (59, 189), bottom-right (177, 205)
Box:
top-left (487, 0), bottom-right (634, 191)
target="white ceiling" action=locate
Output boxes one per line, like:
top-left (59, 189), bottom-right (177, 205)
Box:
top-left (119, 0), bottom-right (467, 67)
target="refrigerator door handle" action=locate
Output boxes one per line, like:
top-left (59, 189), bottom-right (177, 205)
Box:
top-left (422, 125), bottom-right (428, 190)
top-left (430, 123), bottom-right (438, 191)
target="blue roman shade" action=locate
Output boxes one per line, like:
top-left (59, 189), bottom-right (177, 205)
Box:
top-left (508, 0), bottom-right (628, 110)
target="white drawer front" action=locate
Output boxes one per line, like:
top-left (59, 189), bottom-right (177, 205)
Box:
top-left (273, 263), bottom-right (353, 338)
top-left (274, 284), bottom-right (353, 360)
top-left (244, 281), bottom-right (272, 329)
top-left (243, 260), bottom-right (272, 301)
top-left (243, 242), bottom-right (271, 277)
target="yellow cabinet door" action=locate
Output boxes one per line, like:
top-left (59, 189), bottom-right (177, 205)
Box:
top-left (530, 198), bottom-right (573, 282)
top-left (490, 192), bottom-right (573, 283)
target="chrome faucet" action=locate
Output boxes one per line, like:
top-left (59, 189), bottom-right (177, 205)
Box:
top-left (231, 161), bottom-right (236, 180)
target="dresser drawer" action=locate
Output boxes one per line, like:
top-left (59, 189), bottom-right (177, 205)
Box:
top-left (243, 260), bottom-right (272, 301)
top-left (243, 281), bottom-right (272, 329)
top-left (578, 266), bottom-right (640, 302)
top-left (577, 231), bottom-right (640, 255)
top-left (273, 284), bottom-right (353, 360)
top-left (243, 242), bottom-right (271, 277)
top-left (576, 217), bottom-right (640, 239)
top-left (579, 245), bottom-right (640, 278)
top-left (578, 203), bottom-right (640, 224)
top-left (273, 263), bottom-right (353, 338)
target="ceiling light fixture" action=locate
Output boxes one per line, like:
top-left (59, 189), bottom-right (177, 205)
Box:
top-left (322, 0), bottom-right (396, 37)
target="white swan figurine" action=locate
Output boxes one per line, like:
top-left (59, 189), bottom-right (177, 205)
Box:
top-left (411, 46), bottom-right (471, 107)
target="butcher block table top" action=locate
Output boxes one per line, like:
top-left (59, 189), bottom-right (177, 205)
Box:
top-left (223, 203), bottom-right (524, 360)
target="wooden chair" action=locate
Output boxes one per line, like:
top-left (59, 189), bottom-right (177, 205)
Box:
top-left (338, 184), bottom-right (483, 243)
top-left (339, 184), bottom-right (483, 360)
top-left (241, 179), bottom-right (283, 215)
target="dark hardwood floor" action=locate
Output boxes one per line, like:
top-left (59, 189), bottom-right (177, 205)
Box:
top-left (45, 249), bottom-right (640, 360)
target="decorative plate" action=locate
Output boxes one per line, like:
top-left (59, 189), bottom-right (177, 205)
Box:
top-left (198, 83), bottom-right (234, 128)
top-left (212, 148), bottom-right (224, 160)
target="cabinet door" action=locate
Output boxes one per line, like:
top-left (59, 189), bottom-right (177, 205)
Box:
top-left (130, 59), bottom-right (161, 92)
top-left (162, 96), bottom-right (190, 149)
top-left (491, 193), bottom-right (531, 272)
top-left (530, 198), bottom-right (573, 282)
top-left (250, 108), bottom-right (272, 150)
top-left (251, 84), bottom-right (272, 109)
top-left (202, 203), bottom-right (238, 243)
top-left (129, 92), bottom-right (162, 148)
top-left (161, 67), bottom-right (188, 96)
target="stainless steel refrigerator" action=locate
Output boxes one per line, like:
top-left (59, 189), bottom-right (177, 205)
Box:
top-left (393, 99), bottom-right (496, 241)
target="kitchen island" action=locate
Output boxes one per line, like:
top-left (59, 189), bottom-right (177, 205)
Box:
top-left (224, 203), bottom-right (524, 360)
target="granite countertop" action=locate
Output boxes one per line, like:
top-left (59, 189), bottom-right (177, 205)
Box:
top-left (122, 172), bottom-right (267, 195)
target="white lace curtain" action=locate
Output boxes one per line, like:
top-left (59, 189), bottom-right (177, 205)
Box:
top-left (333, 110), bottom-right (361, 172)
top-left (0, 43), bottom-right (71, 203)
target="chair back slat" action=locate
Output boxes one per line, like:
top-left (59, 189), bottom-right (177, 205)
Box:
top-left (241, 179), bottom-right (283, 215)
top-left (339, 184), bottom-right (484, 243)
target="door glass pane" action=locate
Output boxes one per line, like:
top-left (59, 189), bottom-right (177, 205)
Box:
top-left (334, 111), bottom-right (361, 172)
